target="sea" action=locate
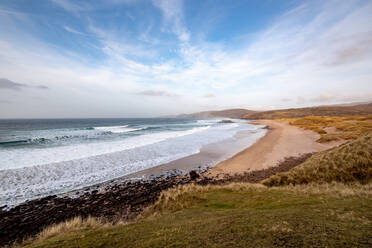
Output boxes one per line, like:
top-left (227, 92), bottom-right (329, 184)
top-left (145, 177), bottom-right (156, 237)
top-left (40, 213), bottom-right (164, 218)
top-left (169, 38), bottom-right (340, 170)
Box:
top-left (0, 118), bottom-right (266, 207)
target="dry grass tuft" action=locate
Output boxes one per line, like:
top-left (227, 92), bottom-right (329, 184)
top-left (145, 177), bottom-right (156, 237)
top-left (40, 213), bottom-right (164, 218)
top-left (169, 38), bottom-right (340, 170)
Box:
top-left (36, 216), bottom-right (106, 241)
top-left (142, 183), bottom-right (264, 217)
top-left (263, 132), bottom-right (372, 186)
top-left (280, 115), bottom-right (372, 143)
top-left (18, 216), bottom-right (119, 247)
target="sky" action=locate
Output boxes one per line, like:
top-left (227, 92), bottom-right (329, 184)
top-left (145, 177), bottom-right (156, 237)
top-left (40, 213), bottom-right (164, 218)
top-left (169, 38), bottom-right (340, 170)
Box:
top-left (0, 0), bottom-right (371, 118)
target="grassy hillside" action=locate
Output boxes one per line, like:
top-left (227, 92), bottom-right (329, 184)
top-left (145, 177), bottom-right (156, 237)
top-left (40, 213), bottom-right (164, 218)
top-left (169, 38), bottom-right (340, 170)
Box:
top-left (281, 115), bottom-right (372, 143)
top-left (22, 184), bottom-right (372, 248)
top-left (244, 104), bottom-right (372, 119)
top-left (263, 132), bottom-right (372, 187)
top-left (176, 108), bottom-right (256, 119)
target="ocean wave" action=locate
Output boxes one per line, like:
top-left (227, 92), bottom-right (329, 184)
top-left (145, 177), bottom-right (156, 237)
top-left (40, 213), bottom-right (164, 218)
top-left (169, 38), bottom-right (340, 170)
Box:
top-left (94, 125), bottom-right (146, 134)
top-left (0, 125), bottom-right (147, 148)
top-left (0, 125), bottom-right (212, 171)
top-left (0, 139), bottom-right (30, 146)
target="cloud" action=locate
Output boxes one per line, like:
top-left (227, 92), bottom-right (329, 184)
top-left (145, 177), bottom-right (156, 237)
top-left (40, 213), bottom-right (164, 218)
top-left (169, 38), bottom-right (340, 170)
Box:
top-left (50, 0), bottom-right (92, 13)
top-left (296, 96), bottom-right (306, 105)
top-left (202, 93), bottom-right (215, 98)
top-left (280, 98), bottom-right (291, 102)
top-left (310, 92), bottom-right (372, 103)
top-left (136, 90), bottom-right (179, 97)
top-left (152, 0), bottom-right (190, 42)
top-left (0, 78), bottom-right (27, 90)
top-left (0, 78), bottom-right (48, 91)
top-left (63, 25), bottom-right (86, 35)
top-left (311, 92), bottom-right (336, 102)
top-left (36, 85), bottom-right (49, 90)
top-left (324, 32), bottom-right (372, 66)
top-left (51, 0), bottom-right (138, 14)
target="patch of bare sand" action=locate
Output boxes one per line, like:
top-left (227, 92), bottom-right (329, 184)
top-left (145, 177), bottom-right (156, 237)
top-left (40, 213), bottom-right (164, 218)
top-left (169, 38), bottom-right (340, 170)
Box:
top-left (208, 120), bottom-right (344, 177)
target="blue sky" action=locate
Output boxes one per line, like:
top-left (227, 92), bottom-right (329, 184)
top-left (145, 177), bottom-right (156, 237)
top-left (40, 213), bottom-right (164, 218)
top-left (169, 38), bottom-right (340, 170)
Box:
top-left (0, 0), bottom-right (371, 118)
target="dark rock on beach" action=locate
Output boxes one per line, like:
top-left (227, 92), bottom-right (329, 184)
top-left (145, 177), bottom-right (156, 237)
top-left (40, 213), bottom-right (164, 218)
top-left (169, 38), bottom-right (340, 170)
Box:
top-left (189, 170), bottom-right (200, 180)
top-left (218, 120), bottom-right (234, 123)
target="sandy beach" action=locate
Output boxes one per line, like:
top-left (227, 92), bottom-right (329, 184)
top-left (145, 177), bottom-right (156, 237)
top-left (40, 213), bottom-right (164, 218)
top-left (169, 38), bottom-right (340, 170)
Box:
top-left (209, 120), bottom-right (343, 177)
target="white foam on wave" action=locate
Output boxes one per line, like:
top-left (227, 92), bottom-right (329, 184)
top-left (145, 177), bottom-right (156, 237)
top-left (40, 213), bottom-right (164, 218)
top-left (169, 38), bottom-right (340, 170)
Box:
top-left (0, 126), bottom-right (210, 170)
top-left (0, 122), bottom-right (266, 207)
top-left (94, 125), bottom-right (145, 134)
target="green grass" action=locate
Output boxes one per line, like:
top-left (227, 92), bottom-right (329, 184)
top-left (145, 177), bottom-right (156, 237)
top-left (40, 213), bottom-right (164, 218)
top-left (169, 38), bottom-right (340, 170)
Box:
top-left (262, 132), bottom-right (372, 186)
top-left (23, 184), bottom-right (372, 248)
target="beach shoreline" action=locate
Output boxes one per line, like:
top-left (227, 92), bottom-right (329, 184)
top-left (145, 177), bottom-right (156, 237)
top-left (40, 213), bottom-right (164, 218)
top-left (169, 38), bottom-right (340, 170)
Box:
top-left (208, 119), bottom-right (343, 177)
top-left (61, 124), bottom-right (267, 197)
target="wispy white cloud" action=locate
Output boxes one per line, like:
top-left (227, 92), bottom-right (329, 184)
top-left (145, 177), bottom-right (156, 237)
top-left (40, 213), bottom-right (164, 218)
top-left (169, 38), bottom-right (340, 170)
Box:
top-left (0, 78), bottom-right (48, 91)
top-left (202, 93), bottom-right (215, 98)
top-left (152, 0), bottom-right (190, 42)
top-left (50, 0), bottom-right (92, 13)
top-left (310, 92), bottom-right (372, 103)
top-left (136, 90), bottom-right (179, 97)
top-left (63, 25), bottom-right (86, 35)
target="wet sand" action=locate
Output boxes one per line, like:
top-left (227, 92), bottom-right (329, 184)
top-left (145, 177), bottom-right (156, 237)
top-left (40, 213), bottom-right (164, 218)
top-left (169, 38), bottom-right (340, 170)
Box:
top-left (208, 120), bottom-right (343, 177)
top-left (120, 127), bottom-right (267, 179)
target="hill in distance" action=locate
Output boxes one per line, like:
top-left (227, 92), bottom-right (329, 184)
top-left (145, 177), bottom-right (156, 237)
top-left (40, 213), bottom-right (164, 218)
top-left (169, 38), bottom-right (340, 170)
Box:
top-left (244, 103), bottom-right (372, 120)
top-left (168, 102), bottom-right (372, 120)
top-left (172, 108), bottom-right (257, 119)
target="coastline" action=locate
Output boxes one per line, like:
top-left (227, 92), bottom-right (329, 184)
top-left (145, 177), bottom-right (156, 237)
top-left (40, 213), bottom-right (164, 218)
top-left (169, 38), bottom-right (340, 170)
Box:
top-left (62, 125), bottom-right (267, 196)
top-left (0, 120), bottom-right (265, 208)
top-left (0, 119), bottom-right (346, 246)
top-left (114, 126), bottom-right (266, 181)
top-left (208, 119), bottom-right (343, 177)
top-left (1, 119), bottom-right (342, 209)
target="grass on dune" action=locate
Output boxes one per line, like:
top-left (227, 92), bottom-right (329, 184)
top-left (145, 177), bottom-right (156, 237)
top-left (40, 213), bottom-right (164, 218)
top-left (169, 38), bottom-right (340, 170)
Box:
top-left (21, 183), bottom-right (372, 248)
top-left (280, 115), bottom-right (372, 143)
top-left (262, 132), bottom-right (372, 187)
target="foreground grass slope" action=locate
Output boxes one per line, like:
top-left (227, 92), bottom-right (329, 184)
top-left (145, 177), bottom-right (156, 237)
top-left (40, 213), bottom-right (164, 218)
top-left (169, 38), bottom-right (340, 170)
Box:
top-left (23, 184), bottom-right (372, 248)
top-left (263, 132), bottom-right (372, 186)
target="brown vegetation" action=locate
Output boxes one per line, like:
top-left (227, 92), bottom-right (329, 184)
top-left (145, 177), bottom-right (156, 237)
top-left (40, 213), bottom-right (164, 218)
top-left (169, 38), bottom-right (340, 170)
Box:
top-left (280, 115), bottom-right (372, 143)
top-left (244, 103), bottom-right (372, 119)
top-left (262, 132), bottom-right (372, 186)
